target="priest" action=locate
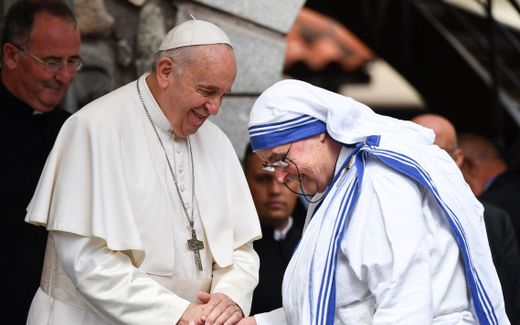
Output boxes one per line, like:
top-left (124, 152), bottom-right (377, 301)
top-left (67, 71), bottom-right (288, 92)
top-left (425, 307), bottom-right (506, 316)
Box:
top-left (25, 18), bottom-right (261, 325)
top-left (0, 2), bottom-right (80, 323)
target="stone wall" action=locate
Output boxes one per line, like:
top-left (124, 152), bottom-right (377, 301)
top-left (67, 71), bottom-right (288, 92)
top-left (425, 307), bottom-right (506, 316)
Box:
top-left (71, 0), bottom-right (305, 158)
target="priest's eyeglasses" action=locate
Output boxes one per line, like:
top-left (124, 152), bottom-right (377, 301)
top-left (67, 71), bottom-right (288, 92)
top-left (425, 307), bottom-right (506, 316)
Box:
top-left (262, 144), bottom-right (292, 172)
top-left (11, 42), bottom-right (84, 73)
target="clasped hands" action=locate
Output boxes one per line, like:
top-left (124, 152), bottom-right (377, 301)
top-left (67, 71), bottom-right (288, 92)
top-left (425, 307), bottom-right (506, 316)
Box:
top-left (179, 291), bottom-right (249, 325)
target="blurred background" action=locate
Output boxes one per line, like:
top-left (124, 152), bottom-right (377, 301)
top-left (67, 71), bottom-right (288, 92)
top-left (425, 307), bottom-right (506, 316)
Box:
top-left (2, 0), bottom-right (519, 163)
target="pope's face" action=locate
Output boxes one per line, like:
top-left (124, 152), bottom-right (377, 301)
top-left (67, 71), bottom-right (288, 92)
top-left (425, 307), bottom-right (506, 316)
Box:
top-left (164, 44), bottom-right (236, 137)
top-left (256, 136), bottom-right (334, 195)
top-left (245, 152), bottom-right (298, 229)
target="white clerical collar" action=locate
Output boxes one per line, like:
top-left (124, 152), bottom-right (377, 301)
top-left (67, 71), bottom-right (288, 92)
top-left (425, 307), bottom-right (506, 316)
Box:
top-left (138, 73), bottom-right (172, 132)
top-left (273, 216), bottom-right (294, 241)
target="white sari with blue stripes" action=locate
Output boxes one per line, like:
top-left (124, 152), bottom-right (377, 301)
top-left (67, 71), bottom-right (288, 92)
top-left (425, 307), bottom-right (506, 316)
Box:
top-left (248, 79), bottom-right (508, 325)
top-left (278, 136), bottom-right (508, 325)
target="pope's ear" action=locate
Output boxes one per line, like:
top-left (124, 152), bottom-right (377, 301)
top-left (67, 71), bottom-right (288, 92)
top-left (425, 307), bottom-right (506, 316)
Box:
top-left (155, 57), bottom-right (175, 89)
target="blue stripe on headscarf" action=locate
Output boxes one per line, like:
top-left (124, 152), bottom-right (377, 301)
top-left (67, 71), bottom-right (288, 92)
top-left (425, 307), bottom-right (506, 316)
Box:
top-left (309, 138), bottom-right (497, 325)
top-left (249, 115), bottom-right (327, 151)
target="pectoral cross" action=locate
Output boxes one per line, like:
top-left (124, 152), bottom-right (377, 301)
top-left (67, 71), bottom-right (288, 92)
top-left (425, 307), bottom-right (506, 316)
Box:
top-left (187, 227), bottom-right (204, 271)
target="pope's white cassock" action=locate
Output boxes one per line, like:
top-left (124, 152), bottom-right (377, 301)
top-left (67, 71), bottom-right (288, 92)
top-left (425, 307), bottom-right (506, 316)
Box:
top-left (25, 74), bottom-right (262, 325)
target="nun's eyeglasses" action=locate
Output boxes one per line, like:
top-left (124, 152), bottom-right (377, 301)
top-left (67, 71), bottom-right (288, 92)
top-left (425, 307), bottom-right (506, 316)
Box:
top-left (262, 144), bottom-right (292, 172)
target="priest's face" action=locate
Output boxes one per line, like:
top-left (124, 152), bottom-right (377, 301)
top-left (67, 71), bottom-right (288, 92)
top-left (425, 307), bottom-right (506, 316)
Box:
top-left (2, 13), bottom-right (81, 112)
top-left (245, 151), bottom-right (298, 230)
top-left (165, 44), bottom-right (237, 137)
top-left (256, 134), bottom-right (336, 195)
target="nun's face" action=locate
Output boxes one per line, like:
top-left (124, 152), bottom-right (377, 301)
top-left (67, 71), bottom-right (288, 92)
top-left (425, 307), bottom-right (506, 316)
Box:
top-left (256, 134), bottom-right (338, 195)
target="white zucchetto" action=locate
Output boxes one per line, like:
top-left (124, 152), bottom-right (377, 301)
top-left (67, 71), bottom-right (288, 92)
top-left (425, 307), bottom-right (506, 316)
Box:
top-left (158, 19), bottom-right (232, 51)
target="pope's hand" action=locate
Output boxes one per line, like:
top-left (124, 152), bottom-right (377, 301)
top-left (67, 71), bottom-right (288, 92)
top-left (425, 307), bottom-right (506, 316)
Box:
top-left (178, 303), bottom-right (204, 325)
top-left (198, 291), bottom-right (243, 325)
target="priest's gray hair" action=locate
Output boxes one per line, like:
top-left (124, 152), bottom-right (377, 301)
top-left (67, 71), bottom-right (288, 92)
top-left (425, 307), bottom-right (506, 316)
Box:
top-left (151, 46), bottom-right (196, 76)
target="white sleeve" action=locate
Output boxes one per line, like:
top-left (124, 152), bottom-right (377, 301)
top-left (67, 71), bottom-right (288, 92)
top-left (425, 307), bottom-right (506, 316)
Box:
top-left (52, 231), bottom-right (190, 325)
top-left (254, 308), bottom-right (287, 325)
top-left (210, 241), bottom-right (260, 316)
top-left (343, 162), bottom-right (433, 324)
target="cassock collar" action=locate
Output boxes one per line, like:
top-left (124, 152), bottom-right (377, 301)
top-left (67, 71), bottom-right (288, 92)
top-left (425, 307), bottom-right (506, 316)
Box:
top-left (137, 73), bottom-right (172, 133)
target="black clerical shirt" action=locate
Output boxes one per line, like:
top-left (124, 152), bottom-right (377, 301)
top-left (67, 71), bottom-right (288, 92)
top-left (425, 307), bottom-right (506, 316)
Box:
top-left (0, 78), bottom-right (70, 324)
top-left (251, 221), bottom-right (302, 314)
